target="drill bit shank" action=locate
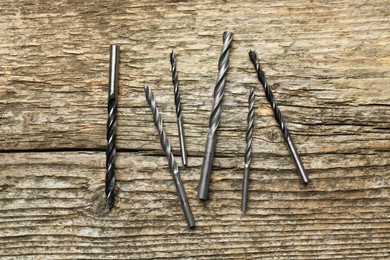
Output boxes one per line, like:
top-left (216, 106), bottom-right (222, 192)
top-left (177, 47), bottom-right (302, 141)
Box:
top-left (106, 44), bottom-right (119, 210)
top-left (242, 88), bottom-right (255, 212)
top-left (144, 85), bottom-right (195, 229)
top-left (198, 31), bottom-right (233, 200)
top-left (170, 50), bottom-right (188, 166)
top-left (249, 50), bottom-right (309, 184)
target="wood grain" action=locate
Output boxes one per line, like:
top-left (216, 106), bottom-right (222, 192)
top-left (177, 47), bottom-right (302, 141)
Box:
top-left (1, 152), bottom-right (389, 259)
top-left (0, 0), bottom-right (389, 258)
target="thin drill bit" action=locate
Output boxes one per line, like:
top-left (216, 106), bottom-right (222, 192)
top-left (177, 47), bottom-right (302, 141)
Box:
top-left (198, 31), bottom-right (233, 200)
top-left (170, 50), bottom-right (188, 166)
top-left (144, 85), bottom-right (195, 229)
top-left (242, 87), bottom-right (255, 213)
top-left (249, 50), bottom-right (309, 184)
top-left (106, 44), bottom-right (119, 210)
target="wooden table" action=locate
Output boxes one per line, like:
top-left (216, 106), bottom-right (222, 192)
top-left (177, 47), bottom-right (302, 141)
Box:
top-left (1, 0), bottom-right (389, 259)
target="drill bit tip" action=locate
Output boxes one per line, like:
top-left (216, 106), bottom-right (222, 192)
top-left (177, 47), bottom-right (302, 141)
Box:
top-left (223, 31), bottom-right (233, 39)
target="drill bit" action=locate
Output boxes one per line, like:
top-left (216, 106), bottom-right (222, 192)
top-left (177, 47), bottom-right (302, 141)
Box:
top-left (249, 50), bottom-right (309, 184)
top-left (198, 31), bottom-right (233, 200)
top-left (242, 87), bottom-right (255, 213)
top-left (144, 85), bottom-right (195, 229)
top-left (106, 44), bottom-right (119, 210)
top-left (170, 50), bottom-right (188, 166)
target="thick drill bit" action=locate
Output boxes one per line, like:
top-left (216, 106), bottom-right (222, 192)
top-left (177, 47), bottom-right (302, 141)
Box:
top-left (198, 31), bottom-right (233, 200)
top-left (106, 44), bottom-right (119, 210)
top-left (249, 50), bottom-right (309, 184)
top-left (144, 85), bottom-right (195, 229)
top-left (242, 87), bottom-right (255, 213)
top-left (170, 50), bottom-right (188, 166)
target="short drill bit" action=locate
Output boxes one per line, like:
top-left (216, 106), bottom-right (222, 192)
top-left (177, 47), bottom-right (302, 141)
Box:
top-left (249, 50), bottom-right (309, 184)
top-left (106, 44), bottom-right (119, 210)
top-left (241, 87), bottom-right (255, 213)
top-left (198, 31), bottom-right (233, 200)
top-left (170, 50), bottom-right (188, 166)
top-left (144, 85), bottom-right (195, 229)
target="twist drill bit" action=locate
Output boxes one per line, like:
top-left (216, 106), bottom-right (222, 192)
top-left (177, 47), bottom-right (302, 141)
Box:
top-left (198, 31), bottom-right (233, 200)
top-left (106, 44), bottom-right (119, 210)
top-left (170, 50), bottom-right (188, 166)
top-left (144, 85), bottom-right (195, 229)
top-left (249, 50), bottom-right (309, 184)
top-left (242, 87), bottom-right (255, 213)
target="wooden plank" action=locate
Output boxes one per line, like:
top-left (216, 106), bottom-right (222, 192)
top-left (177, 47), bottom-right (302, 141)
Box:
top-left (0, 152), bottom-right (389, 259)
top-left (1, 0), bottom-right (390, 258)
top-left (0, 0), bottom-right (389, 153)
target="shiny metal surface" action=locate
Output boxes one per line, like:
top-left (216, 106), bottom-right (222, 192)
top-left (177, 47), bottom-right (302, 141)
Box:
top-left (106, 44), bottom-right (119, 210)
top-left (198, 31), bottom-right (233, 200)
top-left (144, 85), bottom-right (195, 229)
top-left (249, 50), bottom-right (309, 184)
top-left (241, 88), bottom-right (255, 212)
top-left (170, 50), bottom-right (188, 166)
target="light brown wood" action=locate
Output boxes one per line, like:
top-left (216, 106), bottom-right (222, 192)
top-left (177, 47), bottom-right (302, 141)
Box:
top-left (1, 0), bottom-right (390, 259)
top-left (1, 152), bottom-right (389, 259)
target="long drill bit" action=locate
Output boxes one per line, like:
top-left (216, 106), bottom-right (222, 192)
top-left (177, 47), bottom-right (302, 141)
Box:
top-left (198, 31), bottom-right (233, 200)
top-left (242, 87), bottom-right (255, 212)
top-left (170, 50), bottom-right (188, 166)
top-left (249, 50), bottom-right (309, 184)
top-left (106, 44), bottom-right (119, 210)
top-left (144, 85), bottom-right (195, 229)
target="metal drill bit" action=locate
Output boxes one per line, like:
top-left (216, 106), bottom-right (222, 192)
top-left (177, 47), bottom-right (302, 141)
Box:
top-left (242, 87), bottom-right (255, 213)
top-left (198, 31), bottom-right (233, 200)
top-left (106, 44), bottom-right (119, 210)
top-left (249, 50), bottom-right (309, 184)
top-left (144, 85), bottom-right (195, 229)
top-left (170, 50), bottom-right (188, 166)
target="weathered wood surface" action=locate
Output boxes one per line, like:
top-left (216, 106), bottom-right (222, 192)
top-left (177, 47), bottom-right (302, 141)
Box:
top-left (1, 0), bottom-right (389, 259)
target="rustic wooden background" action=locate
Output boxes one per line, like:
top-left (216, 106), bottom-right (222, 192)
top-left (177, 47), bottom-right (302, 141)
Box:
top-left (1, 0), bottom-right (389, 259)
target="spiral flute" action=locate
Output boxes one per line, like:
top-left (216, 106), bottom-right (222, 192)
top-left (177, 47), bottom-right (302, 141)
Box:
top-left (242, 88), bottom-right (255, 212)
top-left (106, 44), bottom-right (119, 210)
top-left (170, 50), bottom-right (188, 166)
top-left (249, 50), bottom-right (309, 184)
top-left (144, 85), bottom-right (195, 229)
top-left (198, 31), bottom-right (233, 200)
